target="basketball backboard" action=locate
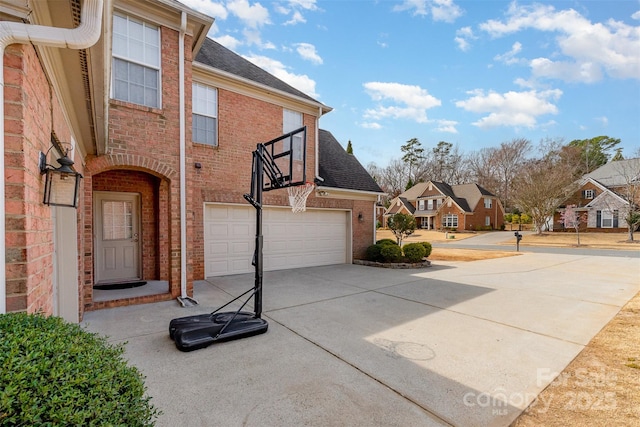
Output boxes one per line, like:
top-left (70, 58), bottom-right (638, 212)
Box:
top-left (259, 126), bottom-right (307, 191)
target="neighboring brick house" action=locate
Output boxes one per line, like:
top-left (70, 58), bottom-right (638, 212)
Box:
top-left (384, 181), bottom-right (505, 231)
top-left (553, 159), bottom-right (640, 232)
top-left (1, 0), bottom-right (382, 321)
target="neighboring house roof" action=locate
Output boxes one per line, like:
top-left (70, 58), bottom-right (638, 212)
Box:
top-left (195, 38), bottom-right (329, 111)
top-left (386, 197), bottom-right (415, 215)
top-left (391, 181), bottom-right (498, 215)
top-left (317, 129), bottom-right (383, 194)
top-left (585, 158), bottom-right (640, 187)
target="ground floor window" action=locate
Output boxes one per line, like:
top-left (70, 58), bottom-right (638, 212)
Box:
top-left (443, 214), bottom-right (458, 228)
top-left (485, 216), bottom-right (491, 227)
top-left (597, 210), bottom-right (618, 228)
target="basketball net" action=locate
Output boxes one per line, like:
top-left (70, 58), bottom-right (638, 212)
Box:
top-left (287, 182), bottom-right (315, 213)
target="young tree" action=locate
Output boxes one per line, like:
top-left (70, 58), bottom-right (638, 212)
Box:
top-left (387, 212), bottom-right (417, 246)
top-left (560, 204), bottom-right (587, 245)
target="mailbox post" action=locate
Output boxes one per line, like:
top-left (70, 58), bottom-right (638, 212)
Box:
top-left (514, 231), bottom-right (523, 251)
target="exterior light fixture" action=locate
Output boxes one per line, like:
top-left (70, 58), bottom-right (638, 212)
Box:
top-left (358, 212), bottom-right (364, 222)
top-left (39, 149), bottom-right (82, 208)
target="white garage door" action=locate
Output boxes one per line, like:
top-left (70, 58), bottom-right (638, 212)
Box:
top-left (204, 204), bottom-right (350, 277)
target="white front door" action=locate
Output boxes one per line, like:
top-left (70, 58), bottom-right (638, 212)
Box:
top-left (94, 192), bottom-right (141, 283)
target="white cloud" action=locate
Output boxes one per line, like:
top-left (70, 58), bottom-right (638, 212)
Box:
top-left (284, 11), bottom-right (306, 25)
top-left (214, 34), bottom-right (242, 50)
top-left (633, 10), bottom-right (640, 20)
top-left (455, 26), bottom-right (475, 51)
top-left (479, 2), bottom-right (640, 82)
top-left (242, 54), bottom-right (318, 98)
top-left (455, 88), bottom-right (562, 129)
top-left (393, 0), bottom-right (463, 22)
top-left (361, 122), bottom-right (382, 130)
top-left (278, 0), bottom-right (318, 25)
top-left (494, 41), bottom-right (524, 65)
top-left (227, 0), bottom-right (270, 28)
top-left (595, 116), bottom-right (609, 126)
top-left (295, 43), bottom-right (323, 64)
top-left (243, 28), bottom-right (275, 49)
top-left (363, 82), bottom-right (441, 123)
top-left (435, 119), bottom-right (459, 133)
top-left (179, 0), bottom-right (228, 20)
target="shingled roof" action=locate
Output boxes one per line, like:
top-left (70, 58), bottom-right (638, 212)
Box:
top-left (317, 129), bottom-right (383, 193)
top-left (195, 38), bottom-right (324, 106)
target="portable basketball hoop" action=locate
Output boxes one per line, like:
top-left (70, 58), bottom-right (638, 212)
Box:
top-left (169, 126), bottom-right (308, 351)
top-left (288, 182), bottom-right (314, 213)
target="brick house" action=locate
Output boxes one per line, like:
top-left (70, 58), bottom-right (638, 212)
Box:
top-left (1, 0), bottom-right (382, 321)
top-left (553, 159), bottom-right (640, 232)
top-left (384, 181), bottom-right (505, 231)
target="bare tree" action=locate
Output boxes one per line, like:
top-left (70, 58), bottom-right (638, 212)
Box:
top-left (492, 138), bottom-right (532, 211)
top-left (377, 158), bottom-right (410, 198)
top-left (511, 142), bottom-right (580, 234)
top-left (468, 147), bottom-right (501, 195)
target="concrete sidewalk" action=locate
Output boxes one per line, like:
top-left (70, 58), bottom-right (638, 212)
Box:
top-left (82, 252), bottom-right (640, 427)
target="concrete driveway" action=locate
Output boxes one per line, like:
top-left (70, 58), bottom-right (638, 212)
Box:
top-left (82, 251), bottom-right (640, 427)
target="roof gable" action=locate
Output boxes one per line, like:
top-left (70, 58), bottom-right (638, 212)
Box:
top-left (317, 130), bottom-right (383, 193)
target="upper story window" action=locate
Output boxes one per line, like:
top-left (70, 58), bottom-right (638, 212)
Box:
top-left (112, 14), bottom-right (160, 108)
top-left (427, 199), bottom-right (433, 210)
top-left (418, 200), bottom-right (425, 210)
top-left (192, 83), bottom-right (218, 146)
top-left (484, 197), bottom-right (492, 208)
top-left (283, 109), bottom-right (303, 160)
top-left (584, 189), bottom-right (595, 199)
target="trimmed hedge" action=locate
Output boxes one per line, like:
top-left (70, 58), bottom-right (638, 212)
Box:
top-left (0, 313), bottom-right (159, 426)
top-left (380, 243), bottom-right (403, 262)
top-left (419, 241), bottom-right (433, 258)
top-left (365, 244), bottom-right (384, 262)
top-left (375, 238), bottom-right (397, 246)
top-left (402, 243), bottom-right (427, 263)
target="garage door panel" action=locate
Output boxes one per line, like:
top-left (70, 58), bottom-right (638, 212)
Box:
top-left (204, 205), bottom-right (349, 277)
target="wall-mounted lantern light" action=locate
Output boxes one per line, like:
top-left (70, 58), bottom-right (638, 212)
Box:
top-left (358, 212), bottom-right (364, 222)
top-left (39, 149), bottom-right (82, 208)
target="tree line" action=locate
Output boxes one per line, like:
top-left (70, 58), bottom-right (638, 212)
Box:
top-left (366, 136), bottom-right (640, 234)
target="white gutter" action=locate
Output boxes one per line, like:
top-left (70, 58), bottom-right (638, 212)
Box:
top-left (0, 0), bottom-right (104, 314)
top-left (177, 11), bottom-right (196, 307)
top-left (315, 106), bottom-right (321, 182)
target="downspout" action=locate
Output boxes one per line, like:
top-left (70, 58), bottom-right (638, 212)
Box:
top-left (0, 0), bottom-right (104, 314)
top-left (315, 106), bottom-right (322, 183)
top-left (177, 11), bottom-right (196, 307)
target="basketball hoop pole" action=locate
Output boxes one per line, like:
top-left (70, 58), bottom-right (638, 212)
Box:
top-left (245, 143), bottom-right (265, 318)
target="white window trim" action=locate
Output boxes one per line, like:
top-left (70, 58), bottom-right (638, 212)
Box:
top-left (111, 13), bottom-right (161, 108)
top-left (601, 210), bottom-right (613, 228)
top-left (484, 197), bottom-right (492, 208)
top-left (283, 109), bottom-right (303, 160)
top-left (192, 82), bottom-right (218, 146)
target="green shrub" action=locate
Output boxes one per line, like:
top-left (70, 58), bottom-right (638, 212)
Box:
top-left (375, 238), bottom-right (397, 246)
top-left (419, 242), bottom-right (433, 258)
top-left (403, 243), bottom-right (426, 263)
top-left (365, 244), bottom-right (384, 262)
top-left (0, 313), bottom-right (159, 426)
top-left (380, 243), bottom-right (403, 262)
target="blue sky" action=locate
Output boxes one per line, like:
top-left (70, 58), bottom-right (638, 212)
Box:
top-left (182, 0), bottom-right (640, 167)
